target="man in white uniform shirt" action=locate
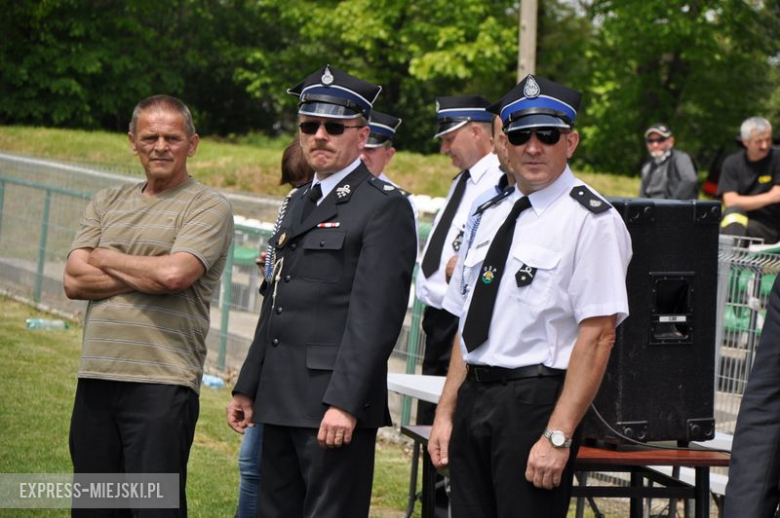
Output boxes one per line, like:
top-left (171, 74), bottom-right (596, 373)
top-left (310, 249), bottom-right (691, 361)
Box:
top-left (428, 75), bottom-right (632, 518)
top-left (416, 95), bottom-right (504, 426)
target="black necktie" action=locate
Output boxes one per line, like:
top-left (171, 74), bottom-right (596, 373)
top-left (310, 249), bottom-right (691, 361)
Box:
top-left (300, 183), bottom-right (322, 222)
top-left (461, 196), bottom-right (532, 352)
top-left (421, 170), bottom-right (470, 277)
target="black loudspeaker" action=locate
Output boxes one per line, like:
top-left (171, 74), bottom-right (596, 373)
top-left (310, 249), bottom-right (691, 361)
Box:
top-left (583, 198), bottom-right (721, 444)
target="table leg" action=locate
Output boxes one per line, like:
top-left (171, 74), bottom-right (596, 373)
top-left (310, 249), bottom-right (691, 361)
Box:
top-left (422, 448), bottom-right (436, 518)
top-left (404, 441), bottom-right (420, 518)
top-left (630, 470), bottom-right (643, 518)
top-left (695, 466), bottom-right (710, 518)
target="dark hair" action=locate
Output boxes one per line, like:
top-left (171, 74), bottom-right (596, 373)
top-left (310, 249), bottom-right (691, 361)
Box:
top-left (280, 140), bottom-right (315, 187)
top-left (129, 95), bottom-right (196, 136)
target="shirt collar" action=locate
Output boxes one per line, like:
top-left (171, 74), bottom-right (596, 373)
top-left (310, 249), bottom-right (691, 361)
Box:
top-left (523, 165), bottom-right (576, 215)
top-left (467, 153), bottom-right (500, 184)
top-left (312, 157), bottom-right (362, 202)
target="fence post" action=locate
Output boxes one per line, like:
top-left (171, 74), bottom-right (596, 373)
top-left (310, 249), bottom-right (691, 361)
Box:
top-left (0, 179), bottom-right (5, 235)
top-left (218, 238), bottom-right (236, 371)
top-left (34, 189), bottom-right (52, 303)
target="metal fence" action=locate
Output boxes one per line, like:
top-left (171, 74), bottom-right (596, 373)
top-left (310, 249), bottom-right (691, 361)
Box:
top-left (2, 152), bottom-right (778, 432)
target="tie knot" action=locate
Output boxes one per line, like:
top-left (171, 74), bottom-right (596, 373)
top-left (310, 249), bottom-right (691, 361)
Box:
top-left (509, 195), bottom-right (531, 219)
top-left (307, 183), bottom-right (322, 202)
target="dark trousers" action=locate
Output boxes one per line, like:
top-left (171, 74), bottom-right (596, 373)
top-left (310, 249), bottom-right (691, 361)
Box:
top-left (257, 424), bottom-right (377, 518)
top-left (449, 376), bottom-right (579, 518)
top-left (724, 277), bottom-right (780, 518)
top-left (418, 306), bottom-right (459, 425)
top-left (721, 206), bottom-right (780, 244)
top-left (69, 379), bottom-right (200, 518)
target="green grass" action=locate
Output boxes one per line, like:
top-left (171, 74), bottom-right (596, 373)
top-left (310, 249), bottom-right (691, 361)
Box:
top-left (0, 125), bottom-right (641, 198)
top-left (0, 297), bottom-right (418, 517)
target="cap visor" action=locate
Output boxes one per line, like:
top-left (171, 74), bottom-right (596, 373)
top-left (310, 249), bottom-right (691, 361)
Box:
top-left (434, 120), bottom-right (469, 139)
top-left (299, 102), bottom-right (361, 120)
top-left (506, 114), bottom-right (570, 132)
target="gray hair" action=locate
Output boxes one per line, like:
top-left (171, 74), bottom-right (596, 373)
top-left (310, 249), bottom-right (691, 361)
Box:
top-left (129, 95), bottom-right (196, 136)
top-left (740, 116), bottom-right (772, 141)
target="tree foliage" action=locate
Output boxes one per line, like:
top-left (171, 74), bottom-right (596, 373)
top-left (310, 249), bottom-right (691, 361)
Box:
top-left (2, 0), bottom-right (780, 174)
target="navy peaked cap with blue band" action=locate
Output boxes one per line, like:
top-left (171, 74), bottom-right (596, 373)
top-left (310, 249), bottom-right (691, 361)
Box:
top-left (487, 75), bottom-right (581, 133)
top-left (366, 111), bottom-right (402, 148)
top-left (434, 95), bottom-right (493, 138)
top-left (287, 65), bottom-right (382, 120)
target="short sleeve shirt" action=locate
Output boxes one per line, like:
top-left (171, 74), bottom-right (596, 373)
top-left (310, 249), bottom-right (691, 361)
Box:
top-left (443, 167), bottom-right (632, 369)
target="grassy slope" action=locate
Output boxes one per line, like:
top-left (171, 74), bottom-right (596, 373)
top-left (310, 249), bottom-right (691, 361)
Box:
top-left (0, 126), bottom-right (640, 198)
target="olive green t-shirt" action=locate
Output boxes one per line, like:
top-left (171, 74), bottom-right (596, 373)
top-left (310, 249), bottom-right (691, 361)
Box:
top-left (69, 177), bottom-right (233, 393)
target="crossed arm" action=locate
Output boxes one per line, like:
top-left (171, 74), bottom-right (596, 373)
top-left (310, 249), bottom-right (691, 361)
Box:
top-left (722, 186), bottom-right (780, 212)
top-left (63, 247), bottom-right (205, 300)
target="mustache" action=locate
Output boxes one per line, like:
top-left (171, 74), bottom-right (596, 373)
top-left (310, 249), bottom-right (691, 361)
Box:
top-left (309, 143), bottom-right (335, 152)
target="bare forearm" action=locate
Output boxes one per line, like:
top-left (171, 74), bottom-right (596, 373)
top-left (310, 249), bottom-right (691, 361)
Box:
top-left (88, 248), bottom-right (204, 294)
top-left (435, 334), bottom-right (467, 421)
top-left (723, 187), bottom-right (780, 212)
top-left (63, 250), bottom-right (134, 300)
top-left (546, 315), bottom-right (616, 436)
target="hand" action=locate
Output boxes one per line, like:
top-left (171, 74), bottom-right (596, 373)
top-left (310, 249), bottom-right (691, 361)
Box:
top-left (444, 255), bottom-right (458, 283)
top-left (86, 247), bottom-right (112, 269)
top-left (525, 437), bottom-right (571, 490)
top-left (226, 394), bottom-right (255, 433)
top-left (317, 407), bottom-right (357, 449)
top-left (428, 414), bottom-right (453, 468)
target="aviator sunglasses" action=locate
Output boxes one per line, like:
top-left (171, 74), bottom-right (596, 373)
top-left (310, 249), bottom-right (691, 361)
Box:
top-left (646, 136), bottom-right (668, 144)
top-left (506, 128), bottom-right (564, 146)
top-left (299, 121), bottom-right (364, 136)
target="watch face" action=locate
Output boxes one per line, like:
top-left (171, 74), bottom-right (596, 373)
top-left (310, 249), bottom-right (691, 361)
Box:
top-left (551, 431), bottom-right (566, 447)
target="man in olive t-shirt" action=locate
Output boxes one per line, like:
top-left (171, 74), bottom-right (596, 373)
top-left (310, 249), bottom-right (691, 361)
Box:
top-left (63, 95), bottom-right (233, 516)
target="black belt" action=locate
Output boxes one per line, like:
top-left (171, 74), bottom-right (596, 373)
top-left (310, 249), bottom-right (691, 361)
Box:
top-left (465, 364), bottom-right (565, 383)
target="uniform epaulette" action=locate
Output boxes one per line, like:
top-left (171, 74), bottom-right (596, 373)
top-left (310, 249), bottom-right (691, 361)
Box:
top-left (475, 186), bottom-right (513, 216)
top-left (570, 186), bottom-right (611, 214)
top-left (368, 176), bottom-right (408, 196)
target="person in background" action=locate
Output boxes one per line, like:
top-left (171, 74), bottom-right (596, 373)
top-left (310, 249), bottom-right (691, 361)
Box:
top-left (227, 65), bottom-right (417, 518)
top-left (63, 94), bottom-right (234, 516)
top-left (235, 139), bottom-right (314, 518)
top-left (416, 95), bottom-right (505, 424)
top-left (639, 123), bottom-right (698, 199)
top-left (719, 116), bottom-right (780, 244)
top-left (429, 75), bottom-right (632, 518)
top-left (360, 110), bottom-right (402, 184)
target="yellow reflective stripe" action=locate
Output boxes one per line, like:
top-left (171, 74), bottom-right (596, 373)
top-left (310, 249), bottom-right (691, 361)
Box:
top-left (721, 212), bottom-right (749, 228)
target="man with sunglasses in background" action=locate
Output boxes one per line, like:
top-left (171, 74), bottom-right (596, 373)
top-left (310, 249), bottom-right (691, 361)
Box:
top-left (428, 75), bottom-right (632, 518)
top-left (639, 123), bottom-right (699, 199)
top-left (227, 65), bottom-right (417, 518)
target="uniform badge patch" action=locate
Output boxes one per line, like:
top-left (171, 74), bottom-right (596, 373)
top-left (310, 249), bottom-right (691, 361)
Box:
top-left (321, 66), bottom-right (334, 85)
top-left (336, 185), bottom-right (351, 198)
top-left (383, 185), bottom-right (395, 191)
top-left (316, 222), bottom-right (341, 228)
top-left (524, 75), bottom-right (541, 98)
top-left (515, 264), bottom-right (537, 287)
top-left (481, 266), bottom-right (498, 284)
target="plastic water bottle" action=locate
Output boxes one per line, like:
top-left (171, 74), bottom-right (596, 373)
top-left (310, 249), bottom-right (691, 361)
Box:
top-left (25, 318), bottom-right (69, 330)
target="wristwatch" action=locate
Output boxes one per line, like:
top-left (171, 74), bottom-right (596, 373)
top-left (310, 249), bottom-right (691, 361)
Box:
top-left (544, 428), bottom-right (572, 448)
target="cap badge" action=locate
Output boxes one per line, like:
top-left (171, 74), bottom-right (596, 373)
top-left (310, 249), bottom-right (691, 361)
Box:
top-left (481, 265), bottom-right (498, 284)
top-left (321, 66), bottom-right (334, 85)
top-left (336, 184), bottom-right (351, 198)
top-left (524, 76), bottom-right (541, 99)
top-left (589, 199), bottom-right (603, 208)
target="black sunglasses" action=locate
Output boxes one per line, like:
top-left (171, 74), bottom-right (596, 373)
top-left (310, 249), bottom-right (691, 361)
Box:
top-left (646, 136), bottom-right (668, 144)
top-left (299, 121), bottom-right (364, 136)
top-left (506, 128), bottom-right (564, 146)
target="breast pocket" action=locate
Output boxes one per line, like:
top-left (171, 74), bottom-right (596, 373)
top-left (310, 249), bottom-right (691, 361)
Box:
top-left (509, 244), bottom-right (561, 306)
top-left (300, 230), bottom-right (346, 283)
top-left (461, 244), bottom-right (489, 296)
